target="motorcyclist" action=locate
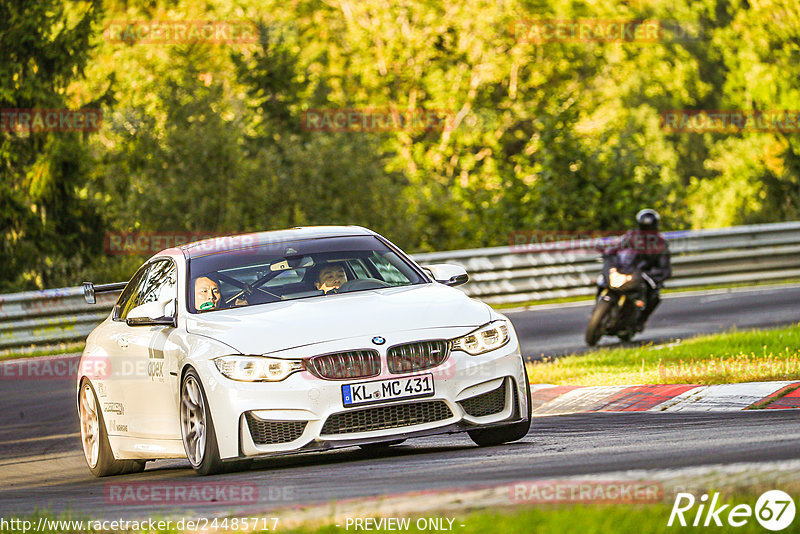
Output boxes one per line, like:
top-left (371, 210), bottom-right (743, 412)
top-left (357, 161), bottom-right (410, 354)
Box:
top-left (607, 209), bottom-right (672, 330)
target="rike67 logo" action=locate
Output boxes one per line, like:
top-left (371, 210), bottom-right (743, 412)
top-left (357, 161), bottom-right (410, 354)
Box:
top-left (669, 490), bottom-right (796, 531)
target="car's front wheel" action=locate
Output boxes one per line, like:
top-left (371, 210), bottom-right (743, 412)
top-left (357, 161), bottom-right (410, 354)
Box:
top-left (78, 379), bottom-right (145, 477)
top-left (467, 365), bottom-right (532, 447)
top-left (180, 368), bottom-right (224, 476)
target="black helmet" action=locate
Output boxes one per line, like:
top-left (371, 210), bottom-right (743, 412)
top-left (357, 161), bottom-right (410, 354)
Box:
top-left (636, 209), bottom-right (659, 231)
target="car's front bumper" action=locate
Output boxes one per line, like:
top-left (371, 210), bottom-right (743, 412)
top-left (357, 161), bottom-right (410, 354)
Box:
top-left (197, 332), bottom-right (528, 460)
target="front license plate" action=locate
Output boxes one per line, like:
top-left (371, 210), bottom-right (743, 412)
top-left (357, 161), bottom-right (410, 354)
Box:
top-left (342, 374), bottom-right (435, 407)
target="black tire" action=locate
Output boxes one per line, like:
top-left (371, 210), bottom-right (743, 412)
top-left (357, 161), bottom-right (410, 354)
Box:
top-left (358, 439), bottom-right (406, 450)
top-left (78, 379), bottom-right (146, 478)
top-left (468, 364), bottom-right (532, 447)
top-left (180, 368), bottom-right (225, 476)
top-left (585, 299), bottom-right (613, 346)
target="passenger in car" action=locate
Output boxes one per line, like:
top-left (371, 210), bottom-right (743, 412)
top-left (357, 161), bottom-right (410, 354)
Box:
top-left (315, 263), bottom-right (348, 294)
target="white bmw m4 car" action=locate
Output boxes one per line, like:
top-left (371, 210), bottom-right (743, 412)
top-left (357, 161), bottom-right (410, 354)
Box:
top-left (77, 226), bottom-right (531, 476)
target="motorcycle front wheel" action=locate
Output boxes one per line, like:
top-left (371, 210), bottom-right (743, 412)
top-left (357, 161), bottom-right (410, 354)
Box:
top-left (585, 298), bottom-right (613, 346)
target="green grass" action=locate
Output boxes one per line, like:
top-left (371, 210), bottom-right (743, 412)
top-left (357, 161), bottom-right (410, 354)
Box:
top-left (491, 294), bottom-right (593, 309)
top-left (526, 323), bottom-right (800, 386)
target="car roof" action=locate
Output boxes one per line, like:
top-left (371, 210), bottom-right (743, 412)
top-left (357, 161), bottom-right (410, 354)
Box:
top-left (177, 226), bottom-right (375, 259)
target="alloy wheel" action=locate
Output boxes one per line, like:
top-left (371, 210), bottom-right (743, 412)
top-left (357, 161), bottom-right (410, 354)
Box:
top-left (181, 375), bottom-right (207, 466)
top-left (79, 383), bottom-right (100, 468)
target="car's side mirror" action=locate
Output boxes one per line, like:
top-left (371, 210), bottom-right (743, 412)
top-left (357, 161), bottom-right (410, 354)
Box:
top-left (126, 299), bottom-right (176, 327)
top-left (423, 264), bottom-right (469, 287)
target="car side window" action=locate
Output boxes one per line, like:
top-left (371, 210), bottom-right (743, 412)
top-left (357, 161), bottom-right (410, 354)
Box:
top-left (369, 252), bottom-right (410, 285)
top-left (347, 259), bottom-right (370, 279)
top-left (114, 265), bottom-right (151, 320)
top-left (138, 260), bottom-right (178, 307)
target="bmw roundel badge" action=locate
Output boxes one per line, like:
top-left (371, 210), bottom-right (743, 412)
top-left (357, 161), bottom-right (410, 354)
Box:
top-left (372, 336), bottom-right (386, 345)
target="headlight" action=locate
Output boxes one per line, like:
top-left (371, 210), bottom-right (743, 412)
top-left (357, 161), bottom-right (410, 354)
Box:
top-left (452, 320), bottom-right (511, 355)
top-left (213, 355), bottom-right (303, 382)
top-left (608, 268), bottom-right (632, 289)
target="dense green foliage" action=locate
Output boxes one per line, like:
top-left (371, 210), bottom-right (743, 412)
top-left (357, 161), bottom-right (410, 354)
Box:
top-left (1, 0), bottom-right (104, 290)
top-left (2, 0), bottom-right (799, 290)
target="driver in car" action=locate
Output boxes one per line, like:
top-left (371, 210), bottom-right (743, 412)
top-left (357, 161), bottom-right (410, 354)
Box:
top-left (315, 263), bottom-right (347, 294)
top-left (194, 275), bottom-right (249, 310)
top-left (194, 276), bottom-right (221, 311)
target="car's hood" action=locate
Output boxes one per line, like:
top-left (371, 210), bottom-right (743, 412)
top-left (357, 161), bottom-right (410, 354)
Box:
top-left (185, 284), bottom-right (491, 355)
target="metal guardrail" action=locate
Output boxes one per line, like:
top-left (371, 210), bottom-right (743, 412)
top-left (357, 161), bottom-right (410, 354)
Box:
top-left (0, 288), bottom-right (119, 351)
top-left (415, 222), bottom-right (800, 304)
top-left (2, 221), bottom-right (800, 351)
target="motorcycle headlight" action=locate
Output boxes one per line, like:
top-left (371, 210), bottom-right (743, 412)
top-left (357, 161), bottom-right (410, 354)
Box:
top-left (608, 268), bottom-right (632, 289)
top-left (213, 355), bottom-right (303, 382)
top-left (452, 320), bottom-right (511, 355)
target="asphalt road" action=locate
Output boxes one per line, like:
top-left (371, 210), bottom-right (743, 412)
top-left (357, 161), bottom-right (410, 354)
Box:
top-left (1, 285), bottom-right (799, 520)
top-left (510, 284), bottom-right (800, 360)
top-left (2, 400), bottom-right (799, 520)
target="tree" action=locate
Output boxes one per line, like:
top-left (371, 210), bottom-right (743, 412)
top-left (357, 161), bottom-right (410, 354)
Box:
top-left (0, 0), bottom-right (103, 290)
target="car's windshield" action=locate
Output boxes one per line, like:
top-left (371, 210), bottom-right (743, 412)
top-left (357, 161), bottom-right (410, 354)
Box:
top-left (186, 235), bottom-right (426, 313)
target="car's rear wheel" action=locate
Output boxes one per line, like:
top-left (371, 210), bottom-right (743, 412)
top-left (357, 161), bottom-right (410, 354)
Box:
top-left (79, 379), bottom-right (145, 477)
top-left (180, 369), bottom-right (224, 476)
top-left (467, 365), bottom-right (532, 447)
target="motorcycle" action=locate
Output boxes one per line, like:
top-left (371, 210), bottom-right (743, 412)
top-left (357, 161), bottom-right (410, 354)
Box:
top-left (585, 247), bottom-right (655, 346)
